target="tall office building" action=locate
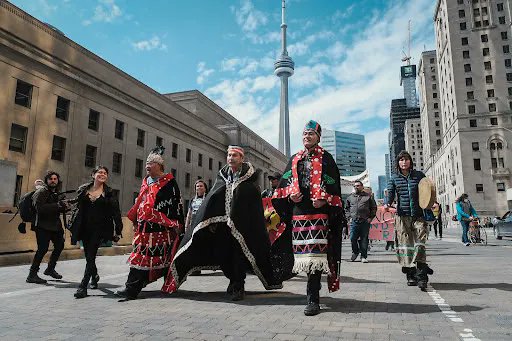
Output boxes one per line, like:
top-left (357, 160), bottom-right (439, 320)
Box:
top-left (418, 50), bottom-right (443, 174)
top-left (404, 118), bottom-right (424, 171)
top-left (389, 98), bottom-right (421, 171)
top-left (401, 64), bottom-right (419, 108)
top-left (377, 175), bottom-right (388, 200)
top-left (385, 153), bottom-right (391, 179)
top-left (322, 129), bottom-right (366, 176)
top-left (424, 0), bottom-right (512, 216)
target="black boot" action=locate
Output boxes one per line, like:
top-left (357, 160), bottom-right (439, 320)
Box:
top-left (416, 263), bottom-right (434, 291)
top-left (90, 274), bottom-right (100, 289)
top-left (44, 262), bottom-right (63, 279)
top-left (402, 267), bottom-right (417, 286)
top-left (231, 281), bottom-right (245, 301)
top-left (26, 267), bottom-right (47, 284)
top-left (74, 287), bottom-right (87, 299)
top-left (304, 272), bottom-right (321, 316)
top-left (115, 288), bottom-right (138, 300)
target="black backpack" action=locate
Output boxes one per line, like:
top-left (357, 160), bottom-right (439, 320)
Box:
top-left (9, 191), bottom-right (37, 234)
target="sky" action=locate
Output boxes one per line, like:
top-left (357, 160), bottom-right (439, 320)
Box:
top-left (10, 0), bottom-right (437, 189)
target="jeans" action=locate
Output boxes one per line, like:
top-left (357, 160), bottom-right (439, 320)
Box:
top-left (31, 228), bottom-right (65, 270)
top-left (350, 220), bottom-right (370, 258)
top-left (460, 221), bottom-right (470, 244)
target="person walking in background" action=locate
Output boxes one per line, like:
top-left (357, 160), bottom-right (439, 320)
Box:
top-left (26, 171), bottom-right (69, 284)
top-left (456, 194), bottom-right (478, 246)
top-left (184, 180), bottom-right (208, 232)
top-left (431, 201), bottom-right (443, 240)
top-left (384, 150), bottom-right (433, 291)
top-left (261, 172), bottom-right (282, 198)
top-left (68, 166), bottom-right (123, 299)
top-left (346, 181), bottom-right (377, 263)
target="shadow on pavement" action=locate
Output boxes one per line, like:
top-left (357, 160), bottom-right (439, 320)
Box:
top-left (432, 282), bottom-right (512, 292)
top-left (149, 290), bottom-right (484, 315)
top-left (43, 279), bottom-right (121, 290)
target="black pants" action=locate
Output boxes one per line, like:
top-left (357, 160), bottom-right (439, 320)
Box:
top-left (215, 227), bottom-right (247, 286)
top-left (31, 228), bottom-right (64, 270)
top-left (433, 220), bottom-right (443, 238)
top-left (306, 271), bottom-right (321, 302)
top-left (79, 233), bottom-right (102, 288)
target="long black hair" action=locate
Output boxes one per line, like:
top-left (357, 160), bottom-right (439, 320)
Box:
top-left (194, 179), bottom-right (208, 197)
top-left (456, 193), bottom-right (468, 203)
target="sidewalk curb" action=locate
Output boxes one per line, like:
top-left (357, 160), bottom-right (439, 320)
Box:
top-left (0, 245), bottom-right (132, 267)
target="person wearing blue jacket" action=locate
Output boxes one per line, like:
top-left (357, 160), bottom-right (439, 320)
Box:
top-left (455, 194), bottom-right (478, 246)
top-left (384, 150), bottom-right (433, 291)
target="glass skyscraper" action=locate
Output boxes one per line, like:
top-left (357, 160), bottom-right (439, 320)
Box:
top-left (322, 129), bottom-right (366, 176)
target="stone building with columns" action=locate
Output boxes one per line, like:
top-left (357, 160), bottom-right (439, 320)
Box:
top-left (0, 0), bottom-right (286, 213)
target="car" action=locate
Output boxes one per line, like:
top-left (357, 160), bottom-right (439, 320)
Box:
top-left (492, 211), bottom-right (512, 240)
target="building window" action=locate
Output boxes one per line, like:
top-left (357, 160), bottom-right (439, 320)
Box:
top-left (498, 3), bottom-right (504, 11)
top-left (430, 58), bottom-right (435, 64)
top-left (88, 109), bottom-right (100, 131)
top-left (14, 80), bottom-right (33, 108)
top-left (112, 152), bottom-right (122, 173)
top-left (472, 142), bottom-right (479, 151)
top-left (434, 112), bottom-right (439, 118)
top-left (172, 143), bottom-right (178, 158)
top-left (482, 7), bottom-right (488, 15)
top-left (475, 21), bottom-right (482, 28)
top-left (466, 77), bottom-right (473, 86)
top-left (56, 96), bottom-right (70, 121)
top-left (502, 32), bottom-right (509, 40)
top-left (486, 75), bottom-right (493, 84)
top-left (481, 34), bottom-right (488, 42)
top-left (85, 145), bottom-right (97, 168)
top-left (460, 22), bottom-right (466, 30)
top-left (470, 119), bottom-right (477, 127)
top-left (137, 129), bottom-right (145, 147)
top-left (51, 135), bottom-right (66, 161)
top-left (489, 103), bottom-right (497, 112)
top-left (8, 124), bottom-right (28, 153)
top-left (474, 8), bottom-right (480, 16)
top-left (433, 92), bottom-right (438, 98)
top-left (461, 37), bottom-right (468, 45)
top-left (506, 59), bottom-right (512, 68)
top-left (491, 157), bottom-right (497, 168)
top-left (115, 120), bottom-right (124, 140)
top-left (156, 136), bottom-right (163, 147)
top-left (467, 91), bottom-right (474, 100)
top-left (436, 129), bottom-right (441, 136)
top-left (434, 103), bottom-right (439, 109)
top-left (135, 158), bottom-right (143, 178)
top-left (484, 61), bottom-right (492, 70)
top-left (457, 0), bottom-right (463, 3)
top-left (462, 50), bottom-right (470, 59)
top-left (490, 117), bottom-right (498, 125)
top-left (218, 161), bottom-right (222, 170)
top-left (432, 84), bottom-right (437, 90)
top-left (185, 172), bottom-right (191, 188)
top-left (464, 64), bottom-right (471, 72)
top-left (431, 75), bottom-right (436, 81)
top-left (507, 73), bottom-right (512, 81)
top-left (198, 153), bottom-right (203, 167)
top-left (171, 168), bottom-right (177, 177)
top-left (487, 89), bottom-right (495, 97)
top-left (468, 105), bottom-right (476, 114)
top-left (435, 121), bottom-right (440, 127)
top-left (474, 159), bottom-right (481, 171)
top-left (497, 183), bottom-right (506, 192)
top-left (499, 16), bottom-right (506, 25)
top-left (483, 48), bottom-right (490, 57)
top-left (209, 157), bottom-right (213, 170)
top-left (186, 148), bottom-right (191, 163)
top-left (459, 9), bottom-right (465, 18)
top-left (476, 184), bottom-right (484, 192)
top-left (437, 139), bottom-right (442, 146)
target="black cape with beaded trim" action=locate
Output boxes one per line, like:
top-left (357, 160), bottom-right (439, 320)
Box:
top-left (163, 162), bottom-right (284, 292)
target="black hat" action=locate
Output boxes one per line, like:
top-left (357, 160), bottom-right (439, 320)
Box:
top-left (268, 172), bottom-right (282, 180)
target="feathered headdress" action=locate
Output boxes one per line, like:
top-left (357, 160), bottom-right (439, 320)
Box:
top-left (147, 145), bottom-right (165, 165)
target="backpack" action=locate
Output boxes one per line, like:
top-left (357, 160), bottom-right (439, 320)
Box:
top-left (9, 190), bottom-right (37, 223)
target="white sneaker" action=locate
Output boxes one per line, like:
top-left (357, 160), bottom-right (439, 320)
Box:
top-left (361, 258), bottom-right (368, 263)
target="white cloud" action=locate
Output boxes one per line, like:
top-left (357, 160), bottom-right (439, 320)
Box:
top-left (38, 0), bottom-right (57, 16)
top-left (131, 36), bottom-right (168, 52)
top-left (83, 0), bottom-right (122, 26)
top-left (231, 0), bottom-right (268, 33)
top-left (197, 62), bottom-right (215, 85)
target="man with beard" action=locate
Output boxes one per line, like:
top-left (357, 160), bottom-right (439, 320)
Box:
top-left (163, 146), bottom-right (282, 301)
top-left (27, 171), bottom-right (69, 284)
top-left (272, 120), bottom-right (345, 316)
top-left (115, 146), bottom-right (184, 300)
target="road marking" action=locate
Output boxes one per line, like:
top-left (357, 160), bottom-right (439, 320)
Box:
top-left (427, 285), bottom-right (481, 341)
top-left (0, 272), bottom-right (128, 299)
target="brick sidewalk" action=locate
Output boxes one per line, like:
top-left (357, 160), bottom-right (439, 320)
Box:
top-left (0, 235), bottom-right (511, 340)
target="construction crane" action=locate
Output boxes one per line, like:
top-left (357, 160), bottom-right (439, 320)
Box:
top-left (401, 20), bottom-right (412, 65)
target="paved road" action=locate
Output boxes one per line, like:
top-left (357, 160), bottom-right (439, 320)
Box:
top-left (0, 227), bottom-right (510, 341)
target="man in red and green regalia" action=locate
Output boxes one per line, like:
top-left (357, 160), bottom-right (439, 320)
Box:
top-left (272, 120), bottom-right (346, 316)
top-left (116, 146), bottom-right (184, 300)
top-left (162, 146), bottom-right (282, 301)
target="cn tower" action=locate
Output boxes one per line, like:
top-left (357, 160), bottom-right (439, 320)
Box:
top-left (274, 0), bottom-right (294, 157)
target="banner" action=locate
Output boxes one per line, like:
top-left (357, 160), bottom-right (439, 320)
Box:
top-left (368, 206), bottom-right (396, 241)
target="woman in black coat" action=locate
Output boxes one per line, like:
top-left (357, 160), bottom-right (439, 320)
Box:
top-left (69, 166), bottom-right (123, 298)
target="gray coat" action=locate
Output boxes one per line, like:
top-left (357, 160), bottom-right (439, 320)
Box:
top-left (345, 191), bottom-right (377, 221)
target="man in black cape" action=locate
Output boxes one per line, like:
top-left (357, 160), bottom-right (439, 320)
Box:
top-left (272, 120), bottom-right (346, 316)
top-left (163, 146), bottom-right (283, 300)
